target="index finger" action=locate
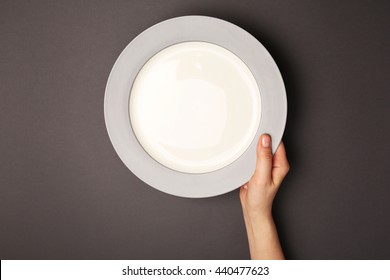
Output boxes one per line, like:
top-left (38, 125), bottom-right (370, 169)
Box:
top-left (271, 141), bottom-right (290, 186)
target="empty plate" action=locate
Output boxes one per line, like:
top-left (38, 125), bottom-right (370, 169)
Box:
top-left (104, 16), bottom-right (287, 198)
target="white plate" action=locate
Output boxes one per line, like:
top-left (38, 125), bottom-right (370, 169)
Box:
top-left (104, 16), bottom-right (287, 198)
top-left (130, 41), bottom-right (261, 173)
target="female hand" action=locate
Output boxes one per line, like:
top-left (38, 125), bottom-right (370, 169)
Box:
top-left (240, 134), bottom-right (289, 259)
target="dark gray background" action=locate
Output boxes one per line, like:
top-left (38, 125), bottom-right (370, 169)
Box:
top-left (1, 0), bottom-right (389, 259)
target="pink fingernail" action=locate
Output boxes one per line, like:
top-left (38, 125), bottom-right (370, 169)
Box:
top-left (262, 135), bottom-right (270, 148)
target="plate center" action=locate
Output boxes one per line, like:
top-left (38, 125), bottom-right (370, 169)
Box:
top-left (129, 41), bottom-right (261, 173)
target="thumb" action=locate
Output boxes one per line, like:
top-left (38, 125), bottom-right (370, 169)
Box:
top-left (253, 134), bottom-right (273, 185)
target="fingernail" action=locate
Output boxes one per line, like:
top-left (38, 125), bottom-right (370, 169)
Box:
top-left (262, 135), bottom-right (270, 148)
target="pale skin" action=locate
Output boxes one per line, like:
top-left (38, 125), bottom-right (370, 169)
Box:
top-left (240, 134), bottom-right (289, 260)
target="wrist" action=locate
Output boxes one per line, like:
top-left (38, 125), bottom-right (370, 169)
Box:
top-left (244, 207), bottom-right (273, 222)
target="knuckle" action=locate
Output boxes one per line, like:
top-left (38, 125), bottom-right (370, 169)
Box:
top-left (284, 164), bottom-right (290, 174)
top-left (281, 165), bottom-right (290, 178)
top-left (250, 175), bottom-right (265, 187)
top-left (259, 149), bottom-right (273, 161)
top-left (250, 175), bottom-right (260, 185)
